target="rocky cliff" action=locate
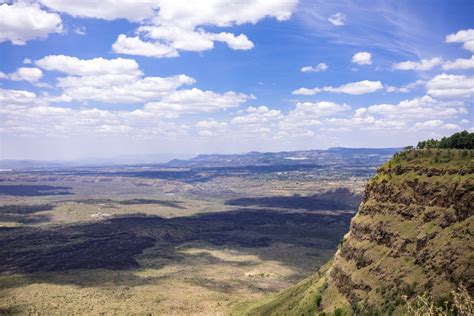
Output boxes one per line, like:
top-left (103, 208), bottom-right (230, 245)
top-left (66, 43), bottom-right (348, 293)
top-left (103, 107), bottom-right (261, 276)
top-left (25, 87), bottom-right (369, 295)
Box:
top-left (246, 148), bottom-right (473, 315)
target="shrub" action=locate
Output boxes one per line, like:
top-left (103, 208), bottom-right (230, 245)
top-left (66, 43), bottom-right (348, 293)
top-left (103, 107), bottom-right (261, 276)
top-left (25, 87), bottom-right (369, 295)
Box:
top-left (405, 284), bottom-right (473, 315)
top-left (333, 307), bottom-right (344, 316)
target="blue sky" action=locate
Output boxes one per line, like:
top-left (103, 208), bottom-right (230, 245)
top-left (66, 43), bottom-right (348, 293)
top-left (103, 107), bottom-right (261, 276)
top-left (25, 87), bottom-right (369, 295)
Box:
top-left (0, 0), bottom-right (473, 160)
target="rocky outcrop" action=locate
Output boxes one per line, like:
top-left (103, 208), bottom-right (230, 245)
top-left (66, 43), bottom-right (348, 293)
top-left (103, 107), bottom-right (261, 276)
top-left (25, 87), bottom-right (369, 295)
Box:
top-left (328, 149), bottom-right (474, 313)
top-left (248, 149), bottom-right (473, 315)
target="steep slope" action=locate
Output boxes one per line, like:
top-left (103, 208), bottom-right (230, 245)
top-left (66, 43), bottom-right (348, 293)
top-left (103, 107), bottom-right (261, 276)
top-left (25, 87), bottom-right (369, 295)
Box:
top-left (245, 148), bottom-right (473, 315)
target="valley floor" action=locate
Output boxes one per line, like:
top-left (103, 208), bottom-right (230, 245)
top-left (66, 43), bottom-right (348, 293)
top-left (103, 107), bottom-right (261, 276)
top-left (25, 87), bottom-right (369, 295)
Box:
top-left (0, 168), bottom-right (364, 314)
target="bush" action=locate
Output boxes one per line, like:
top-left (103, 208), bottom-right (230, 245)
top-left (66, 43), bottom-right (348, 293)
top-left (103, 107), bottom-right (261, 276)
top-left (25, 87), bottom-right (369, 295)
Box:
top-left (315, 294), bottom-right (322, 308)
top-left (333, 307), bottom-right (344, 316)
top-left (405, 284), bottom-right (473, 315)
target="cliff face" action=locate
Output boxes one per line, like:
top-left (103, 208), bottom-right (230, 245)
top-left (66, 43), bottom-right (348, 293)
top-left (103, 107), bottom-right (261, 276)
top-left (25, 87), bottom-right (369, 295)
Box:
top-left (247, 149), bottom-right (473, 315)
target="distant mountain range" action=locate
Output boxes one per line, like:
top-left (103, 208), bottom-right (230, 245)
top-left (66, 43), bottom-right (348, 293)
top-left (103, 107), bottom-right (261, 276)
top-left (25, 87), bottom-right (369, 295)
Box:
top-left (0, 147), bottom-right (402, 171)
top-left (167, 147), bottom-right (402, 168)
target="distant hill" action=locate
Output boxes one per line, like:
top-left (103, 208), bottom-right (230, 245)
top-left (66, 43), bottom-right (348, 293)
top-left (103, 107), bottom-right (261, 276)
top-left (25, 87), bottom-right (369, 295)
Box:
top-left (244, 144), bottom-right (473, 314)
top-left (0, 148), bottom-right (401, 171)
top-left (168, 147), bottom-right (401, 168)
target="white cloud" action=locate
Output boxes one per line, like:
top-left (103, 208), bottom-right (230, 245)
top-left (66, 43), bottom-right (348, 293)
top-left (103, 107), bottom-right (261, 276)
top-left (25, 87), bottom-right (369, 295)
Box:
top-left (352, 51), bottom-right (372, 65)
top-left (23, 58), bottom-right (32, 64)
top-left (414, 120), bottom-right (443, 129)
top-left (112, 35), bottom-right (179, 58)
top-left (0, 92), bottom-right (201, 139)
top-left (40, 0), bottom-right (159, 22)
top-left (426, 73), bottom-right (474, 98)
top-left (110, 0), bottom-right (297, 57)
top-left (0, 2), bottom-right (62, 45)
top-left (443, 55), bottom-right (474, 70)
top-left (208, 32), bottom-right (254, 50)
top-left (385, 80), bottom-right (425, 93)
top-left (0, 88), bottom-right (38, 105)
top-left (73, 26), bottom-right (86, 35)
top-left (292, 87), bottom-right (321, 95)
top-left (441, 123), bottom-right (460, 130)
top-left (36, 55), bottom-right (142, 76)
top-left (279, 101), bottom-right (349, 134)
top-left (446, 28), bottom-right (474, 52)
top-left (3, 102), bottom-right (242, 139)
top-left (33, 55), bottom-right (253, 113)
top-left (392, 57), bottom-right (443, 70)
top-left (231, 106), bottom-right (283, 125)
top-left (55, 74), bottom-right (196, 104)
top-left (293, 80), bottom-right (383, 95)
top-left (328, 12), bottom-right (346, 26)
top-left (367, 95), bottom-right (466, 119)
top-left (35, 55), bottom-right (197, 104)
top-left (357, 95), bottom-right (467, 131)
top-left (324, 80), bottom-right (383, 94)
top-left (301, 63), bottom-right (328, 72)
top-left (316, 93), bottom-right (469, 134)
top-left (290, 101), bottom-right (350, 118)
top-left (196, 120), bottom-right (228, 130)
top-left (9, 67), bottom-right (43, 82)
top-left (195, 120), bottom-right (227, 136)
top-left (145, 89), bottom-right (251, 117)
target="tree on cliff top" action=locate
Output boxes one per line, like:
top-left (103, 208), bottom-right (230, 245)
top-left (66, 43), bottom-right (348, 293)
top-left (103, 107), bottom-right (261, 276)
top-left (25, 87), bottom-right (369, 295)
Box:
top-left (417, 131), bottom-right (474, 150)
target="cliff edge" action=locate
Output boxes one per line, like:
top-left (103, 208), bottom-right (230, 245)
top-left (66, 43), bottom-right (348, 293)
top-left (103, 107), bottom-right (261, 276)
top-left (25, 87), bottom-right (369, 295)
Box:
top-left (244, 140), bottom-right (473, 315)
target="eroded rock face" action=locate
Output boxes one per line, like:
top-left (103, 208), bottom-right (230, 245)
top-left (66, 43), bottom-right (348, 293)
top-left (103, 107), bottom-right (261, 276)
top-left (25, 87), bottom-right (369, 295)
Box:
top-left (329, 151), bottom-right (474, 312)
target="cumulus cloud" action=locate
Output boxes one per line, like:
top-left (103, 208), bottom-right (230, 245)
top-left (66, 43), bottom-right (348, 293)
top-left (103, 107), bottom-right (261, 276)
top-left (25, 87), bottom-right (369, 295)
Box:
top-left (231, 106), bottom-right (283, 125)
top-left (292, 87), bottom-right (321, 95)
top-left (328, 12), bottom-right (346, 26)
top-left (36, 55), bottom-right (143, 76)
top-left (56, 74), bottom-right (196, 104)
top-left (8, 67), bottom-right (43, 82)
top-left (40, 0), bottom-right (159, 22)
top-left (111, 0), bottom-right (297, 58)
top-left (322, 94), bottom-right (468, 133)
top-left (112, 35), bottom-right (179, 58)
top-left (0, 2), bottom-right (63, 45)
top-left (293, 80), bottom-right (383, 95)
top-left (443, 55), bottom-right (474, 70)
top-left (441, 123), bottom-right (460, 130)
top-left (290, 102), bottom-right (349, 118)
top-left (0, 87), bottom-right (248, 139)
top-left (278, 101), bottom-right (349, 134)
top-left (144, 89), bottom-right (251, 117)
top-left (301, 63), bottom-right (328, 72)
top-left (414, 120), bottom-right (443, 129)
top-left (352, 52), bottom-right (372, 65)
top-left (392, 57), bottom-right (443, 70)
top-left (35, 55), bottom-right (209, 104)
top-left (195, 120), bottom-right (227, 136)
top-left (426, 73), bottom-right (474, 98)
top-left (385, 80), bottom-right (425, 93)
top-left (0, 102), bottom-right (188, 138)
top-left (368, 95), bottom-right (465, 117)
top-left (0, 88), bottom-right (38, 105)
top-left (446, 28), bottom-right (474, 52)
top-left (325, 80), bottom-right (383, 94)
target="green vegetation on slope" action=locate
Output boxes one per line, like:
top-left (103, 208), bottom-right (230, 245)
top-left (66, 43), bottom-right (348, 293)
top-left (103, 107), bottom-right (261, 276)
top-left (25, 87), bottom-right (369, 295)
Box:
top-left (245, 135), bottom-right (473, 315)
top-left (416, 130), bottom-right (474, 150)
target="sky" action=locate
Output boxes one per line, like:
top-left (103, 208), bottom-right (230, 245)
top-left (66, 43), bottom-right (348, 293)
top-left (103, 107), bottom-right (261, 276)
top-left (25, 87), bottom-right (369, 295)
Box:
top-left (0, 0), bottom-right (473, 161)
